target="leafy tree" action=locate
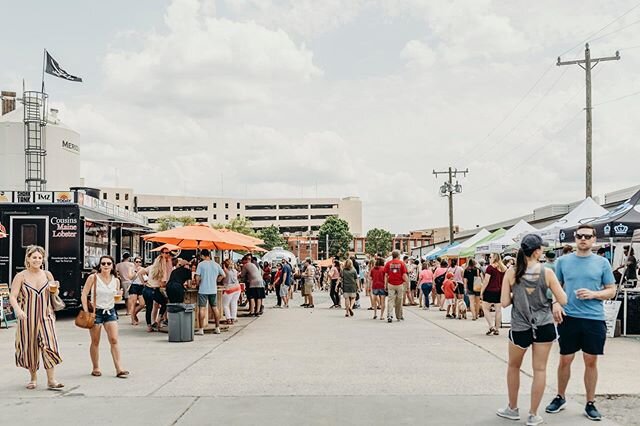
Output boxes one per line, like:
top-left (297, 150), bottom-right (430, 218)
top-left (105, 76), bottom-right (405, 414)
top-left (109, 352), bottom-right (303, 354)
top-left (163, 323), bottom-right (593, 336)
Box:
top-left (365, 228), bottom-right (393, 256)
top-left (156, 215), bottom-right (195, 231)
top-left (318, 216), bottom-right (352, 260)
top-left (257, 225), bottom-right (287, 250)
top-left (212, 216), bottom-right (256, 236)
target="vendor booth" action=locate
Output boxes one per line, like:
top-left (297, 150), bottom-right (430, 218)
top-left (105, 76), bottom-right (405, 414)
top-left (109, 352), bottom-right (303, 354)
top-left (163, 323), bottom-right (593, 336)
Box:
top-left (539, 197), bottom-right (607, 242)
top-left (441, 229), bottom-right (490, 258)
top-left (476, 220), bottom-right (536, 254)
top-left (458, 228), bottom-right (505, 258)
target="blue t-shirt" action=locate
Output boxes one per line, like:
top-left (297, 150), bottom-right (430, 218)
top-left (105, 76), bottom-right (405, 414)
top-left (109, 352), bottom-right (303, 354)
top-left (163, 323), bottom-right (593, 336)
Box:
top-left (282, 263), bottom-right (293, 286)
top-left (555, 253), bottom-right (615, 321)
top-left (196, 260), bottom-right (224, 295)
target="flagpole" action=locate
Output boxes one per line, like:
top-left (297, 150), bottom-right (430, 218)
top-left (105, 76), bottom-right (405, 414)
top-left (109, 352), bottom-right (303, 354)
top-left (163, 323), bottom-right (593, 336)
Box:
top-left (41, 49), bottom-right (46, 93)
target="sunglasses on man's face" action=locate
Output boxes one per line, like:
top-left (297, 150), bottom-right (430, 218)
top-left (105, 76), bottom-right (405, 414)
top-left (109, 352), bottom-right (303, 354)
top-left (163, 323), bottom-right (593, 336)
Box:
top-left (101, 262), bottom-right (113, 266)
top-left (575, 233), bottom-right (595, 240)
top-left (161, 251), bottom-right (170, 255)
top-left (135, 260), bottom-right (142, 263)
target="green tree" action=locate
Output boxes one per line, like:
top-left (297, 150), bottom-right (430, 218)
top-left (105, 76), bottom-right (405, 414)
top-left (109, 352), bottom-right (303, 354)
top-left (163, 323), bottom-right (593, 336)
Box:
top-left (212, 216), bottom-right (256, 236)
top-left (318, 216), bottom-right (352, 260)
top-left (365, 228), bottom-right (393, 256)
top-left (257, 225), bottom-right (287, 250)
top-left (156, 215), bottom-right (196, 231)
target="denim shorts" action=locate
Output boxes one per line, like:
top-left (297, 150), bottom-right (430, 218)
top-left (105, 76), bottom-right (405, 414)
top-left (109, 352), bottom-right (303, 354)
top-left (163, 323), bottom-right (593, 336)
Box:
top-left (372, 289), bottom-right (387, 296)
top-left (94, 308), bottom-right (118, 325)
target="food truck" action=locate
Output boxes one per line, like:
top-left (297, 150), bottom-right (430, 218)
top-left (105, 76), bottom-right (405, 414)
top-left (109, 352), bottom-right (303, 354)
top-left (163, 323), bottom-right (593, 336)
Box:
top-left (0, 188), bottom-right (151, 309)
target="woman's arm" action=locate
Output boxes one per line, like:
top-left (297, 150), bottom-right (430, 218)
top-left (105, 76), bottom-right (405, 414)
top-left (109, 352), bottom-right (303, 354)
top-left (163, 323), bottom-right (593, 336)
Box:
top-left (480, 269), bottom-right (491, 294)
top-left (9, 272), bottom-right (26, 320)
top-left (501, 269), bottom-right (514, 308)
top-left (81, 274), bottom-right (95, 312)
top-left (546, 268), bottom-right (567, 306)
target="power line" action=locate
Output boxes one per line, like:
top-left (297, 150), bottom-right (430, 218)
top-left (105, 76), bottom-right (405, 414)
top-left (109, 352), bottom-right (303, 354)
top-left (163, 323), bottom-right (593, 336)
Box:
top-left (589, 17), bottom-right (640, 43)
top-left (593, 89), bottom-right (640, 106)
top-left (558, 2), bottom-right (640, 56)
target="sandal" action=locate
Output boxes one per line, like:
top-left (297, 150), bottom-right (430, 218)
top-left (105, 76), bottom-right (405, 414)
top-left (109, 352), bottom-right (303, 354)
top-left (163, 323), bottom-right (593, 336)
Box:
top-left (116, 370), bottom-right (130, 379)
top-left (91, 370), bottom-right (102, 377)
top-left (493, 329), bottom-right (499, 336)
top-left (486, 328), bottom-right (495, 336)
top-left (26, 381), bottom-right (37, 390)
top-left (47, 382), bottom-right (65, 391)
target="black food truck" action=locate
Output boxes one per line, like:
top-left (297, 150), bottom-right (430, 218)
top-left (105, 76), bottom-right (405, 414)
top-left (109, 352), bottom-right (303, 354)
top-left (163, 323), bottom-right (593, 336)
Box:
top-left (0, 188), bottom-right (152, 309)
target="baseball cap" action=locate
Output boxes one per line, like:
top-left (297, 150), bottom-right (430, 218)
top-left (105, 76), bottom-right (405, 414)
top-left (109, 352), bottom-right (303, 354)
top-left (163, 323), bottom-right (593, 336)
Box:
top-left (521, 234), bottom-right (548, 252)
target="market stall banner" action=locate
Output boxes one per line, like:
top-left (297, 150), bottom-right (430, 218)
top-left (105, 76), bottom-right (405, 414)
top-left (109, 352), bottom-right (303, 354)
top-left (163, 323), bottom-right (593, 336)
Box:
top-left (560, 189), bottom-right (640, 242)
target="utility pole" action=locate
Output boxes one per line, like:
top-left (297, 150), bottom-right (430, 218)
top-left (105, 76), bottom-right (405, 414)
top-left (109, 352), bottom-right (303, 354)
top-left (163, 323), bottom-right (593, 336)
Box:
top-left (433, 167), bottom-right (469, 244)
top-left (557, 43), bottom-right (620, 198)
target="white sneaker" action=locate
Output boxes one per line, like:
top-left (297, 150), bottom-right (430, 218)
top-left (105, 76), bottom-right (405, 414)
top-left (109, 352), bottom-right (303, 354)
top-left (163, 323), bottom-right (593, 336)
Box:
top-left (213, 327), bottom-right (221, 334)
top-left (496, 406), bottom-right (520, 420)
top-left (195, 329), bottom-right (204, 336)
top-left (526, 414), bottom-right (544, 426)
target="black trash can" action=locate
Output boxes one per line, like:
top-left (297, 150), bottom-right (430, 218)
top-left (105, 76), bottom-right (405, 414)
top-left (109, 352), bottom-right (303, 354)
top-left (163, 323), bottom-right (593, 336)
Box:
top-left (167, 303), bottom-right (195, 342)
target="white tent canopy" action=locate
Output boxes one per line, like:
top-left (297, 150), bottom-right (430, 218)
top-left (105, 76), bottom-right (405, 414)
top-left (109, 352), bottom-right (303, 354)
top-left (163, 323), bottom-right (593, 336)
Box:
top-left (441, 229), bottom-right (490, 257)
top-left (476, 220), bottom-right (537, 254)
top-left (538, 197), bottom-right (608, 241)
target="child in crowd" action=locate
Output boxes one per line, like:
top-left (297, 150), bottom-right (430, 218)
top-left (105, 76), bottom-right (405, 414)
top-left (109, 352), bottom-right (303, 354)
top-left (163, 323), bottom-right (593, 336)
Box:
top-left (443, 272), bottom-right (456, 318)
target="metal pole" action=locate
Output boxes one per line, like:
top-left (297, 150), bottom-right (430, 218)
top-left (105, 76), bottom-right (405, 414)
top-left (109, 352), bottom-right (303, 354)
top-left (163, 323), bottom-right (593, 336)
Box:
top-left (448, 167), bottom-right (454, 244)
top-left (41, 49), bottom-right (46, 93)
top-left (326, 234), bottom-right (329, 260)
top-left (585, 44), bottom-right (593, 198)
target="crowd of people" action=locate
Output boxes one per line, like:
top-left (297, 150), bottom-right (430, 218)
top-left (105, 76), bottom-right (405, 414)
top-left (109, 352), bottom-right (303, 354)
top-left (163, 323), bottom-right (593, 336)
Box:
top-left (8, 223), bottom-right (619, 424)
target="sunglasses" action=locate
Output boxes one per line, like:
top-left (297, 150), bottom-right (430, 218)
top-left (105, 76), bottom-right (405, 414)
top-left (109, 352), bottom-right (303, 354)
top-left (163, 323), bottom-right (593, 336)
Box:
top-left (135, 260), bottom-right (142, 263)
top-left (575, 233), bottom-right (595, 240)
top-left (101, 262), bottom-right (113, 266)
top-left (161, 251), bottom-right (170, 254)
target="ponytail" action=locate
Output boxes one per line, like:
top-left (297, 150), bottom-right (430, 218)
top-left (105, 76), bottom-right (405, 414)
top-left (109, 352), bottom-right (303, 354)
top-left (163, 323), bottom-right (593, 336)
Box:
top-left (515, 249), bottom-right (526, 283)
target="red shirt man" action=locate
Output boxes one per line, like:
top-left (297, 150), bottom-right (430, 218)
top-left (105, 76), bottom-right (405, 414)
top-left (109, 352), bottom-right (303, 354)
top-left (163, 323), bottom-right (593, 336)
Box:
top-left (384, 258), bottom-right (407, 286)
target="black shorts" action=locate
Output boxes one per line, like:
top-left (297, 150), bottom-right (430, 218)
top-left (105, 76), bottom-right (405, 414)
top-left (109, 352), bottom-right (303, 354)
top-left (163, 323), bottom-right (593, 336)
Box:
top-left (557, 316), bottom-right (607, 356)
top-left (482, 291), bottom-right (501, 304)
top-left (435, 282), bottom-right (444, 294)
top-left (410, 281), bottom-right (417, 290)
top-left (246, 287), bottom-right (266, 300)
top-left (509, 324), bottom-right (557, 349)
top-left (455, 283), bottom-right (465, 295)
top-left (129, 284), bottom-right (144, 296)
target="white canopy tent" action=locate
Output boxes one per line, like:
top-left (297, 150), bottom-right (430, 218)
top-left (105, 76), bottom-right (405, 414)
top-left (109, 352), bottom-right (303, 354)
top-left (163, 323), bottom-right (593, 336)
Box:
top-left (441, 229), bottom-right (490, 258)
top-left (476, 220), bottom-right (537, 254)
top-left (538, 197), bottom-right (608, 242)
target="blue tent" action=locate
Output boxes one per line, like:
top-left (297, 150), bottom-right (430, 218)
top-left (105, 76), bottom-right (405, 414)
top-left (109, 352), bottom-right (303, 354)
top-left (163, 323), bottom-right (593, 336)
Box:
top-left (426, 242), bottom-right (460, 260)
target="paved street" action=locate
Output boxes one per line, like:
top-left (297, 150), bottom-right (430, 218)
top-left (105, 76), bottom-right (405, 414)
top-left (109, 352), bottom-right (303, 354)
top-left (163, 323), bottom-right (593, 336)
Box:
top-left (1, 291), bottom-right (638, 425)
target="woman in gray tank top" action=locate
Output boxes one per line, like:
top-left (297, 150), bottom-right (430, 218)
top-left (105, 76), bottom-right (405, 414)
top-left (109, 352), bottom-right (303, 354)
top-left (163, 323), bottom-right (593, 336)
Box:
top-left (496, 234), bottom-right (567, 426)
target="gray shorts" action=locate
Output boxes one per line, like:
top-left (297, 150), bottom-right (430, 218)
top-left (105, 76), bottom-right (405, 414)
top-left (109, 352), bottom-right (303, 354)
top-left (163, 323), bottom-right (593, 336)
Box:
top-left (279, 284), bottom-right (289, 297)
top-left (198, 293), bottom-right (217, 307)
top-left (343, 292), bottom-right (356, 299)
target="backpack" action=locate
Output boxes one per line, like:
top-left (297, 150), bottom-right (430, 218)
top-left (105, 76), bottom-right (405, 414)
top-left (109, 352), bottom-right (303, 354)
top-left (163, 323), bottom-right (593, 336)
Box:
top-left (435, 273), bottom-right (445, 286)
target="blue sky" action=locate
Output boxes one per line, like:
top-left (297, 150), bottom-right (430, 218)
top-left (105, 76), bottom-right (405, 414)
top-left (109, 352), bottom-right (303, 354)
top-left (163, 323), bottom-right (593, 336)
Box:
top-left (2, 0), bottom-right (640, 233)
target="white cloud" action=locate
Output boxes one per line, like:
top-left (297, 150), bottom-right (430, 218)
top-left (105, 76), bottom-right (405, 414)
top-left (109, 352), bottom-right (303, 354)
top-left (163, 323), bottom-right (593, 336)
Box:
top-left (36, 0), bottom-right (640, 234)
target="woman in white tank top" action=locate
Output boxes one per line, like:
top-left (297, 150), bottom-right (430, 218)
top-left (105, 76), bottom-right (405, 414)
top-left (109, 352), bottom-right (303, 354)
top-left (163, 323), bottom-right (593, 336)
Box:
top-left (81, 255), bottom-right (129, 379)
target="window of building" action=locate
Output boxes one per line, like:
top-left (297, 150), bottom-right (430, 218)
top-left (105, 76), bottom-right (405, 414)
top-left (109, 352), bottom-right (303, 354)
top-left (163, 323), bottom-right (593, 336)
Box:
top-left (310, 204), bottom-right (337, 209)
top-left (246, 216), bottom-right (277, 221)
top-left (310, 214), bottom-right (336, 220)
top-left (213, 203), bottom-right (217, 209)
top-left (137, 206), bottom-right (171, 212)
top-left (278, 204), bottom-right (308, 209)
top-left (213, 214), bottom-right (217, 220)
top-left (195, 217), bottom-right (208, 223)
top-left (125, 193), bottom-right (129, 201)
top-left (310, 225), bottom-right (320, 231)
top-left (225, 203), bottom-right (229, 209)
top-left (225, 214), bottom-right (229, 220)
top-left (102, 193), bottom-right (108, 200)
top-left (173, 206), bottom-right (208, 212)
top-left (245, 205), bottom-right (277, 210)
top-left (279, 215), bottom-right (309, 221)
top-left (148, 218), bottom-right (157, 224)
top-left (279, 226), bottom-right (308, 234)
top-left (236, 214), bottom-right (240, 218)
top-left (236, 202), bottom-right (240, 209)
top-left (125, 206), bottom-right (129, 210)
top-left (115, 193), bottom-right (120, 201)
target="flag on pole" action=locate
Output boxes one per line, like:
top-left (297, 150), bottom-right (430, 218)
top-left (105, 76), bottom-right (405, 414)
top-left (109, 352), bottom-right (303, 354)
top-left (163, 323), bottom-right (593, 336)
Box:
top-left (44, 50), bottom-right (83, 82)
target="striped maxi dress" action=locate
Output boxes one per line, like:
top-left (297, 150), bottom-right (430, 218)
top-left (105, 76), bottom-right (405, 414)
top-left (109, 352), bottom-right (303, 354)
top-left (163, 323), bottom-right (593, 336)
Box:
top-left (15, 280), bottom-right (63, 371)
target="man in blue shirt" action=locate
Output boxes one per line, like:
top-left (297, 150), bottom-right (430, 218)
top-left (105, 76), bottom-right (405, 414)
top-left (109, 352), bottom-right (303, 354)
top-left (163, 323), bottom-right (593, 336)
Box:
top-left (195, 249), bottom-right (225, 335)
top-left (545, 224), bottom-right (615, 421)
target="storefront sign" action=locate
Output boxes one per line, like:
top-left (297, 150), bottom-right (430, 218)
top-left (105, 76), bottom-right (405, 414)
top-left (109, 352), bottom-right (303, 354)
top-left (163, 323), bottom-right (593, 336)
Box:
top-left (35, 192), bottom-right (53, 202)
top-left (0, 192), bottom-right (12, 203)
top-left (54, 192), bottom-right (73, 203)
top-left (62, 140), bottom-right (80, 154)
top-left (15, 192), bottom-right (33, 203)
top-left (50, 216), bottom-right (78, 238)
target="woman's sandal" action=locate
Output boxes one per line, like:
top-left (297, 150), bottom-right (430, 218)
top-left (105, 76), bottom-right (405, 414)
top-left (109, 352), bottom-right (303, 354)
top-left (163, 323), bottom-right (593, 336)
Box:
top-left (47, 382), bottom-right (65, 391)
top-left (91, 370), bottom-right (102, 377)
top-left (486, 328), bottom-right (495, 336)
top-left (26, 381), bottom-right (37, 390)
top-left (493, 329), bottom-right (500, 336)
top-left (116, 370), bottom-right (130, 379)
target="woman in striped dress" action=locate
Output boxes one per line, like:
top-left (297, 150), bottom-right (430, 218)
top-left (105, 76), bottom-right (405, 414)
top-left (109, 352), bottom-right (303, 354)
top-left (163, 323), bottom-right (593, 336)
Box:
top-left (9, 245), bottom-right (64, 390)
